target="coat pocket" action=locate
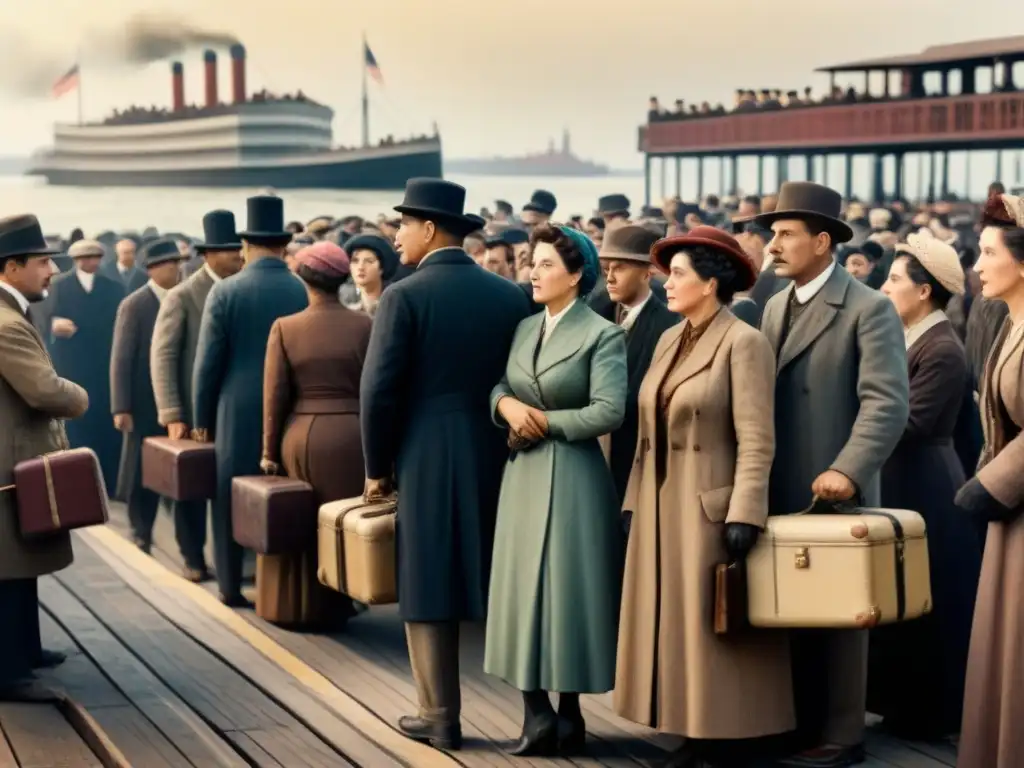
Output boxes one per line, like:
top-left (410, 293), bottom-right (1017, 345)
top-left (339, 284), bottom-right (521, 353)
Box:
top-left (699, 484), bottom-right (734, 523)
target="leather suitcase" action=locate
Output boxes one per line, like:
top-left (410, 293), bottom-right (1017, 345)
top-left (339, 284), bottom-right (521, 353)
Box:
top-left (11, 448), bottom-right (110, 538)
top-left (142, 437), bottom-right (216, 501)
top-left (231, 475), bottom-right (317, 555)
top-left (317, 495), bottom-right (397, 604)
top-left (747, 507), bottom-right (932, 629)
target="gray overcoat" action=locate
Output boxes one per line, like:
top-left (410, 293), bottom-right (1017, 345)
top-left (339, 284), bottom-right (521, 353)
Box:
top-left (484, 300), bottom-right (628, 693)
top-left (0, 290), bottom-right (88, 580)
top-left (151, 266), bottom-right (215, 427)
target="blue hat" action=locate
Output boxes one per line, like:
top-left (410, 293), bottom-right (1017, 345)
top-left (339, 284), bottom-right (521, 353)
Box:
top-left (141, 238), bottom-right (184, 268)
top-left (558, 225), bottom-right (599, 297)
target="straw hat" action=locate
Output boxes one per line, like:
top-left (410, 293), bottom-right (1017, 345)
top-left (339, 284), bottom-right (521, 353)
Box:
top-left (895, 233), bottom-right (965, 296)
top-left (1001, 194), bottom-right (1024, 227)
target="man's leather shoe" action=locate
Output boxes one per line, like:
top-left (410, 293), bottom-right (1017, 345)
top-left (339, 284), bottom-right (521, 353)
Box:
top-left (183, 566), bottom-right (211, 584)
top-left (34, 650), bottom-right (66, 669)
top-left (219, 593), bottom-right (252, 609)
top-left (397, 715), bottom-right (462, 750)
top-left (0, 680), bottom-right (59, 702)
top-left (776, 744), bottom-right (865, 767)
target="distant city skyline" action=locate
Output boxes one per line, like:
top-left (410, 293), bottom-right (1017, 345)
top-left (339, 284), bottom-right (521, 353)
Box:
top-left (0, 0), bottom-right (1021, 169)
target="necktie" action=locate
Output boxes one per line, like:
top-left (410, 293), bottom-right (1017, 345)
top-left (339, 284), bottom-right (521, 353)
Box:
top-left (615, 304), bottom-right (627, 325)
top-left (24, 306), bottom-right (33, 325)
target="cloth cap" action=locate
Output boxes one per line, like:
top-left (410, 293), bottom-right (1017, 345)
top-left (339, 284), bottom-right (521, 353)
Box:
top-left (294, 241), bottom-right (350, 278)
top-left (67, 239), bottom-right (105, 259)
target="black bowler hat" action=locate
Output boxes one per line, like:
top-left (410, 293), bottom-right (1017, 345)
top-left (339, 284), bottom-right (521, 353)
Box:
top-left (195, 210), bottom-right (242, 252)
top-left (0, 214), bottom-right (60, 261)
top-left (523, 190), bottom-right (557, 216)
top-left (238, 196), bottom-right (292, 243)
top-left (394, 178), bottom-right (485, 235)
top-left (140, 238), bottom-right (185, 269)
top-left (598, 194), bottom-right (631, 216)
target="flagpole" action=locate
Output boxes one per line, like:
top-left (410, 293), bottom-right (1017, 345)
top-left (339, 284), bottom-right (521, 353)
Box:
top-left (361, 33), bottom-right (369, 148)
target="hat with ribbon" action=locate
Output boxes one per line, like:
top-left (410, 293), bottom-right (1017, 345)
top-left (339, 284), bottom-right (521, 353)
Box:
top-left (599, 224), bottom-right (659, 264)
top-left (651, 225), bottom-right (757, 291)
top-left (0, 215), bottom-right (61, 261)
top-left (753, 181), bottom-right (854, 245)
top-left (141, 238), bottom-right (186, 269)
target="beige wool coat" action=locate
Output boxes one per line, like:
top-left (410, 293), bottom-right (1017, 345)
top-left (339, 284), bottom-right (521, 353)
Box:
top-left (614, 309), bottom-right (795, 739)
top-left (0, 289), bottom-right (88, 580)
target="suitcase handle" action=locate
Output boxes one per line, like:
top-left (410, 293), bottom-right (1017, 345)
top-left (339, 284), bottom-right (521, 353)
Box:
top-left (360, 509), bottom-right (395, 520)
top-left (795, 493), bottom-right (862, 515)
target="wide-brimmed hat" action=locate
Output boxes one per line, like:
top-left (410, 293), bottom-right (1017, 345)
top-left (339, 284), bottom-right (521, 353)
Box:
top-left (67, 239), bottom-right (106, 259)
top-left (195, 210), bottom-right (242, 252)
top-left (598, 194), bottom-right (631, 216)
top-left (0, 215), bottom-right (61, 261)
top-left (753, 181), bottom-right (853, 245)
top-left (238, 196), bottom-right (292, 243)
top-left (599, 224), bottom-right (658, 264)
top-left (651, 225), bottom-right (757, 291)
top-left (345, 233), bottom-right (400, 280)
top-left (522, 189), bottom-right (557, 216)
top-left (895, 233), bottom-right (965, 296)
top-left (140, 238), bottom-right (186, 269)
top-left (393, 178), bottom-right (485, 236)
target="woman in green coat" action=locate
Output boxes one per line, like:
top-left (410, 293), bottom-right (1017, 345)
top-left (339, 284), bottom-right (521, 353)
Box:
top-left (485, 223), bottom-right (628, 757)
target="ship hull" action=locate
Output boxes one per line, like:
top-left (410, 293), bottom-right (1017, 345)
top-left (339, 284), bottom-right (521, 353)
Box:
top-left (28, 145), bottom-right (442, 190)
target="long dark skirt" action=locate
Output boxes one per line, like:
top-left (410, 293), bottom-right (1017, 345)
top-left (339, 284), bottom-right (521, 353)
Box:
top-left (867, 439), bottom-right (982, 738)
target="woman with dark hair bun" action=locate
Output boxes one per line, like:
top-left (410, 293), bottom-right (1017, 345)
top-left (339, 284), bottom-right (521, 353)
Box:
top-left (956, 193), bottom-right (1024, 768)
top-left (257, 242), bottom-right (372, 629)
top-left (614, 226), bottom-right (794, 767)
top-left (485, 223), bottom-right (628, 757)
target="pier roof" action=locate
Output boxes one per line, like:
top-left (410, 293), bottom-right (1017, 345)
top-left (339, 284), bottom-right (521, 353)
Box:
top-left (818, 35), bottom-right (1024, 72)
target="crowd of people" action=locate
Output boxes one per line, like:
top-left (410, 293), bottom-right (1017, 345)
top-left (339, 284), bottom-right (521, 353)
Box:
top-left (0, 174), bottom-right (1022, 768)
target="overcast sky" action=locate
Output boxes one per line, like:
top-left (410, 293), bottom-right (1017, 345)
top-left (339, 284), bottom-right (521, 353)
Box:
top-left (0, 0), bottom-right (1019, 168)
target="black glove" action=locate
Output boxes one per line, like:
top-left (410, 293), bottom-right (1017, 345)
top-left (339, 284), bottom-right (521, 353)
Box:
top-left (724, 522), bottom-right (760, 561)
top-left (955, 477), bottom-right (1017, 523)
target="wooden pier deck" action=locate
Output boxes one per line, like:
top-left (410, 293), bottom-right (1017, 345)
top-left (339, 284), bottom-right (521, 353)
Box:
top-left (11, 504), bottom-right (960, 768)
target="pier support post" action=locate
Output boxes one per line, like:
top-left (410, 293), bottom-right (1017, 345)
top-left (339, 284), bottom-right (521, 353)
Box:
top-left (660, 158), bottom-right (667, 200)
top-left (675, 156), bottom-right (682, 197)
top-left (927, 153), bottom-right (936, 203)
top-left (757, 155), bottom-right (764, 195)
top-left (730, 156), bottom-right (739, 195)
top-left (821, 155), bottom-right (829, 186)
top-left (803, 155), bottom-right (811, 182)
top-left (873, 154), bottom-right (885, 202)
top-left (644, 155), bottom-right (652, 207)
top-left (996, 150), bottom-right (1004, 183)
top-left (964, 151), bottom-right (972, 198)
top-left (941, 151), bottom-right (949, 199)
top-left (894, 153), bottom-right (904, 201)
top-left (778, 155), bottom-right (789, 185)
top-left (697, 157), bottom-right (705, 200)
top-left (844, 155), bottom-right (853, 200)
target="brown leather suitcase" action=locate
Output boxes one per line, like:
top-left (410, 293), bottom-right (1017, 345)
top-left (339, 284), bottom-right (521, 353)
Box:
top-left (12, 448), bottom-right (110, 538)
top-left (231, 475), bottom-right (317, 555)
top-left (141, 437), bottom-right (216, 501)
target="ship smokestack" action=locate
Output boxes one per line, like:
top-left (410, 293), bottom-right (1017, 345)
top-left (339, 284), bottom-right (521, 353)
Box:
top-left (230, 44), bottom-right (246, 104)
top-left (203, 49), bottom-right (218, 107)
top-left (171, 61), bottom-right (184, 111)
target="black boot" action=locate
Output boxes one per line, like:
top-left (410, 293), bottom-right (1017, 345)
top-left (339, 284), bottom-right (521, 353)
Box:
top-left (557, 692), bottom-right (586, 754)
top-left (507, 690), bottom-right (558, 756)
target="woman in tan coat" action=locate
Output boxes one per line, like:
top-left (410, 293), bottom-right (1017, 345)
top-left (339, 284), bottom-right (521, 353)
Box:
top-left (259, 242), bottom-right (372, 629)
top-left (955, 193), bottom-right (1024, 768)
top-left (614, 226), bottom-right (794, 767)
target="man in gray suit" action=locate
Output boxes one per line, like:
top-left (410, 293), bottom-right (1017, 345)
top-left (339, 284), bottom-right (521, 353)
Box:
top-left (756, 183), bottom-right (909, 768)
top-left (150, 211), bottom-right (243, 582)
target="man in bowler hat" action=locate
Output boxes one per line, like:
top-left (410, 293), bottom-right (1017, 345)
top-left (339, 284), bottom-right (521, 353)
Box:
top-left (0, 215), bottom-right (89, 698)
top-left (192, 197), bottom-right (308, 606)
top-left (110, 239), bottom-right (187, 555)
top-left (361, 178), bottom-right (531, 749)
top-left (151, 211), bottom-right (243, 581)
top-left (756, 182), bottom-right (909, 767)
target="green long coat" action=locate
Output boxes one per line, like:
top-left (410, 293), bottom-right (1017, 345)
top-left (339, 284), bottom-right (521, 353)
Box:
top-left (484, 300), bottom-right (628, 693)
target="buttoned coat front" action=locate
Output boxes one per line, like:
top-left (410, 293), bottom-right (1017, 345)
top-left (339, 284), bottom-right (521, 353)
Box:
top-left (0, 290), bottom-right (88, 580)
top-left (484, 301), bottom-right (627, 693)
top-left (151, 266), bottom-right (215, 427)
top-left (614, 309), bottom-right (794, 739)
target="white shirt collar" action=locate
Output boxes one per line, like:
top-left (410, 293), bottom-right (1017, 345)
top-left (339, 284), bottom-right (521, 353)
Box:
top-left (0, 281), bottom-right (30, 315)
top-left (793, 259), bottom-right (836, 304)
top-left (76, 269), bottom-right (95, 293)
top-left (148, 279), bottom-right (168, 303)
top-left (904, 309), bottom-right (948, 350)
top-left (117, 262), bottom-right (129, 274)
top-left (619, 290), bottom-right (653, 332)
top-left (542, 299), bottom-right (576, 345)
top-left (203, 263), bottom-right (222, 283)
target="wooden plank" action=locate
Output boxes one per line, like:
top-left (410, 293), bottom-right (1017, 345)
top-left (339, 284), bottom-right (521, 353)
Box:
top-left (0, 703), bottom-right (101, 768)
top-left (39, 576), bottom-right (248, 768)
top-left (903, 740), bottom-right (958, 767)
top-left (225, 732), bottom-right (286, 767)
top-left (0, 722), bottom-right (17, 768)
top-left (35, 612), bottom-right (125, 710)
top-left (80, 526), bottom-right (457, 768)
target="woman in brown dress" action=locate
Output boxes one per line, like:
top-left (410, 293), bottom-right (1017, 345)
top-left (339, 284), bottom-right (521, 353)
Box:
top-left (955, 193), bottom-right (1024, 768)
top-left (614, 226), bottom-right (794, 768)
top-left (259, 241), bottom-right (373, 629)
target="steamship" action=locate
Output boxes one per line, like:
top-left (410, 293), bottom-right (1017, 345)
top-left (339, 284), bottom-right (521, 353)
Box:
top-left (26, 45), bottom-right (442, 189)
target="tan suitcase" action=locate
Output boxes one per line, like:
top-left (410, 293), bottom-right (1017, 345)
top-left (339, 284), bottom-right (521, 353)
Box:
top-left (746, 507), bottom-right (932, 629)
top-left (317, 495), bottom-right (397, 605)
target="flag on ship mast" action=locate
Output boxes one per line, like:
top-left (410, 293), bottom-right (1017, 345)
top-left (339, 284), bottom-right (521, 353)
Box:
top-left (51, 64), bottom-right (80, 99)
top-left (364, 42), bottom-right (384, 86)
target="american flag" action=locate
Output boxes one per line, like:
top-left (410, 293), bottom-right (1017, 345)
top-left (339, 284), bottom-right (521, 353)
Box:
top-left (364, 43), bottom-right (383, 85)
top-left (52, 64), bottom-right (80, 98)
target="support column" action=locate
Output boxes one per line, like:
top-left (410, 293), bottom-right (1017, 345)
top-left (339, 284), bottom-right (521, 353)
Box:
top-left (675, 156), bottom-right (682, 197)
top-left (822, 154), bottom-right (829, 186)
top-left (941, 151), bottom-right (949, 199)
top-left (873, 154), bottom-right (885, 202)
top-left (996, 150), bottom-right (1004, 183)
top-left (894, 153), bottom-right (905, 201)
top-left (696, 156), bottom-right (705, 199)
top-left (660, 157), bottom-right (667, 199)
top-left (778, 155), bottom-right (789, 184)
top-left (927, 153), bottom-right (936, 203)
top-left (757, 155), bottom-right (764, 195)
top-left (730, 156), bottom-right (739, 195)
top-left (644, 155), bottom-right (651, 207)
top-left (803, 155), bottom-right (811, 181)
top-left (844, 154), bottom-right (854, 199)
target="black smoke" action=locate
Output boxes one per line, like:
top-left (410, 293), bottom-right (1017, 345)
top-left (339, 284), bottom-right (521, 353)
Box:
top-left (114, 13), bottom-right (239, 64)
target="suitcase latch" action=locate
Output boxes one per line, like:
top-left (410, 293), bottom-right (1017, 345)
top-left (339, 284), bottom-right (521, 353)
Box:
top-left (794, 547), bottom-right (810, 569)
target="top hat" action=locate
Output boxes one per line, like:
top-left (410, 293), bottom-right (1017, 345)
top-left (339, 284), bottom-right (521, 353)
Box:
top-left (753, 181), bottom-right (853, 244)
top-left (600, 224), bottom-right (659, 264)
top-left (393, 178), bottom-right (485, 235)
top-left (238, 196), bottom-right (292, 243)
top-left (196, 210), bottom-right (242, 252)
top-left (651, 225), bottom-right (757, 291)
top-left (0, 214), bottom-right (60, 261)
top-left (522, 190), bottom-right (557, 216)
top-left (141, 238), bottom-right (185, 269)
top-left (598, 194), bottom-right (631, 216)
